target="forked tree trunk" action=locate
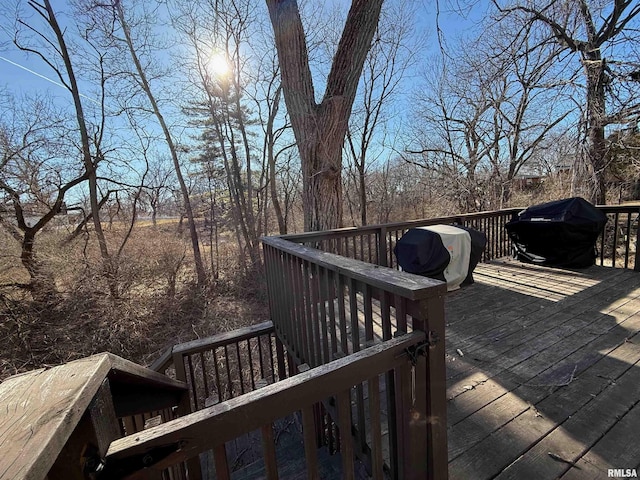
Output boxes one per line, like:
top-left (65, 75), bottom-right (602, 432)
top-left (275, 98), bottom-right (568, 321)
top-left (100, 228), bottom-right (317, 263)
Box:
top-left (266, 0), bottom-right (383, 232)
top-left (297, 132), bottom-right (346, 233)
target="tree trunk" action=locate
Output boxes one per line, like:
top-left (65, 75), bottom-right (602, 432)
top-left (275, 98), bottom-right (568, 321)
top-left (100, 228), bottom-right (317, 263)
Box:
top-left (584, 55), bottom-right (608, 204)
top-left (115, 3), bottom-right (207, 286)
top-left (348, 130), bottom-right (368, 226)
top-left (266, 86), bottom-right (287, 234)
top-left (300, 126), bottom-right (344, 232)
top-left (357, 157), bottom-right (367, 226)
top-left (21, 230), bottom-right (56, 302)
top-left (151, 198), bottom-right (158, 227)
top-left (268, 149), bottom-right (287, 234)
top-left (40, 0), bottom-right (117, 296)
top-left (267, 0), bottom-right (383, 232)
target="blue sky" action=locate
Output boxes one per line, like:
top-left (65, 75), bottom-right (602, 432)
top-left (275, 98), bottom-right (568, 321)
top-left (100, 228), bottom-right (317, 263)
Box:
top-left (0, 0), bottom-right (478, 100)
top-left (0, 3), bottom-right (95, 105)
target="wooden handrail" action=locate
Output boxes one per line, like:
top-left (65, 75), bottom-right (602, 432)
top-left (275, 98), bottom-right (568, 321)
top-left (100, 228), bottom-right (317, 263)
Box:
top-left (262, 228), bottom-right (449, 478)
top-left (281, 205), bottom-right (640, 243)
top-left (173, 321), bottom-right (274, 357)
top-left (276, 204), bottom-right (640, 272)
top-left (275, 208), bottom-right (519, 269)
top-left (280, 207), bottom-right (523, 243)
top-left (262, 236), bottom-right (445, 301)
top-left (596, 204), bottom-right (640, 213)
top-left (151, 321), bottom-right (275, 374)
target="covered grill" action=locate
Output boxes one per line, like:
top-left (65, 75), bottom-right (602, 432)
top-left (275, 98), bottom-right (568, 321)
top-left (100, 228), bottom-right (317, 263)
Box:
top-left (506, 197), bottom-right (607, 268)
top-left (393, 224), bottom-right (487, 290)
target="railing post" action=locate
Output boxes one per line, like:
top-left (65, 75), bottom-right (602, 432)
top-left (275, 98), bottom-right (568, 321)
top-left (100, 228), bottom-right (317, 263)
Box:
top-left (424, 294), bottom-right (448, 479)
top-left (411, 293), bottom-right (448, 480)
top-left (275, 335), bottom-right (287, 381)
top-left (172, 351), bottom-right (204, 480)
top-left (635, 208), bottom-right (640, 272)
top-left (377, 226), bottom-right (388, 267)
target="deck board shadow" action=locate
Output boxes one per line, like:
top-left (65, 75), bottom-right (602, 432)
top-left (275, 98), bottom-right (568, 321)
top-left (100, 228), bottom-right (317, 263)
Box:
top-left (445, 258), bottom-right (640, 480)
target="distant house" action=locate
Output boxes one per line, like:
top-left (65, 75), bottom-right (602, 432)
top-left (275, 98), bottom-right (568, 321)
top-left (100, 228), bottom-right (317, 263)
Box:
top-left (513, 173), bottom-right (544, 189)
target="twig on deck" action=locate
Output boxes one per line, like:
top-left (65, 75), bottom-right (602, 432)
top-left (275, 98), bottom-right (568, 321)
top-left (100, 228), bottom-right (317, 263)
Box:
top-left (548, 452), bottom-right (581, 469)
top-left (524, 365), bottom-right (578, 388)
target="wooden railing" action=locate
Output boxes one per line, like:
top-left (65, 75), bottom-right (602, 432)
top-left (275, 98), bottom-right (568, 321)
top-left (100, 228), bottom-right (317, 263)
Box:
top-left (280, 208), bottom-right (520, 268)
top-left (262, 236), bottom-right (448, 479)
top-left (134, 202), bottom-right (639, 480)
top-left (281, 205), bottom-right (640, 272)
top-left (597, 205), bottom-right (640, 270)
top-left (150, 322), bottom-right (289, 479)
top-left (145, 230), bottom-right (449, 479)
top-left (152, 321), bottom-right (287, 411)
top-left (107, 332), bottom-right (433, 480)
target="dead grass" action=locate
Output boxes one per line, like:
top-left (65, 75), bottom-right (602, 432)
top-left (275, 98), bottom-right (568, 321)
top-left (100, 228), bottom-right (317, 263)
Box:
top-left (0, 222), bottom-right (269, 380)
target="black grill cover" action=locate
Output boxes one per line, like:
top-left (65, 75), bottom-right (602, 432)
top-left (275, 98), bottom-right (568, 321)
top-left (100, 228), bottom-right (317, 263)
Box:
top-left (393, 225), bottom-right (487, 285)
top-left (506, 197), bottom-right (607, 268)
top-left (393, 228), bottom-right (450, 282)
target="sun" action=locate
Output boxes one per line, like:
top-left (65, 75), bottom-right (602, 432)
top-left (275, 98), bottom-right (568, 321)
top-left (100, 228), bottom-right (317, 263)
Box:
top-left (207, 53), bottom-right (230, 78)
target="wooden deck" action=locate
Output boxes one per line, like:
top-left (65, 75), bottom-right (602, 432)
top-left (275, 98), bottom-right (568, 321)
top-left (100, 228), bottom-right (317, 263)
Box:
top-left (445, 258), bottom-right (640, 479)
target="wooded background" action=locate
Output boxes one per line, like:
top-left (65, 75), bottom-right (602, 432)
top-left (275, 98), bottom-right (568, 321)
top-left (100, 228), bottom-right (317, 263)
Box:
top-left (0, 0), bottom-right (638, 377)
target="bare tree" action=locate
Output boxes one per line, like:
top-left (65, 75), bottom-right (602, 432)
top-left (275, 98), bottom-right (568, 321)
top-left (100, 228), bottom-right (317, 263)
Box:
top-left (409, 15), bottom-right (578, 211)
top-left (492, 0), bottom-right (640, 204)
top-left (266, 0), bottom-right (384, 232)
top-left (173, 0), bottom-right (266, 269)
top-left (345, 0), bottom-right (418, 226)
top-left (474, 19), bottom-right (573, 204)
top-left (110, 0), bottom-right (208, 286)
top-left (0, 93), bottom-right (87, 299)
top-left (249, 45), bottom-right (294, 235)
top-left (360, 157), bottom-right (438, 223)
top-left (410, 55), bottom-right (499, 212)
top-left (143, 156), bottom-right (174, 227)
top-left (10, 0), bottom-right (122, 295)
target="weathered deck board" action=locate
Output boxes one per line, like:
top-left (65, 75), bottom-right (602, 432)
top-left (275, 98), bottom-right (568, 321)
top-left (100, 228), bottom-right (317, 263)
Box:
top-left (0, 355), bottom-right (114, 480)
top-left (0, 352), bottom-right (186, 480)
top-left (558, 398), bottom-right (640, 479)
top-left (446, 259), bottom-right (640, 479)
top-left (495, 343), bottom-right (640, 479)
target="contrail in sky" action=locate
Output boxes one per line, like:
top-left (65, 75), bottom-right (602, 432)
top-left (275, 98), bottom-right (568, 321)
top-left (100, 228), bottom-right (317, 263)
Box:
top-left (0, 54), bottom-right (100, 105)
top-left (0, 54), bottom-right (66, 89)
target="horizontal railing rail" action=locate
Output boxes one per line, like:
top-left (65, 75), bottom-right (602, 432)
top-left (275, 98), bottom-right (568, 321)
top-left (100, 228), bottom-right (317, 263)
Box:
top-left (152, 321), bottom-right (288, 412)
top-left (107, 332), bottom-right (434, 480)
top-left (281, 208), bottom-right (521, 268)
